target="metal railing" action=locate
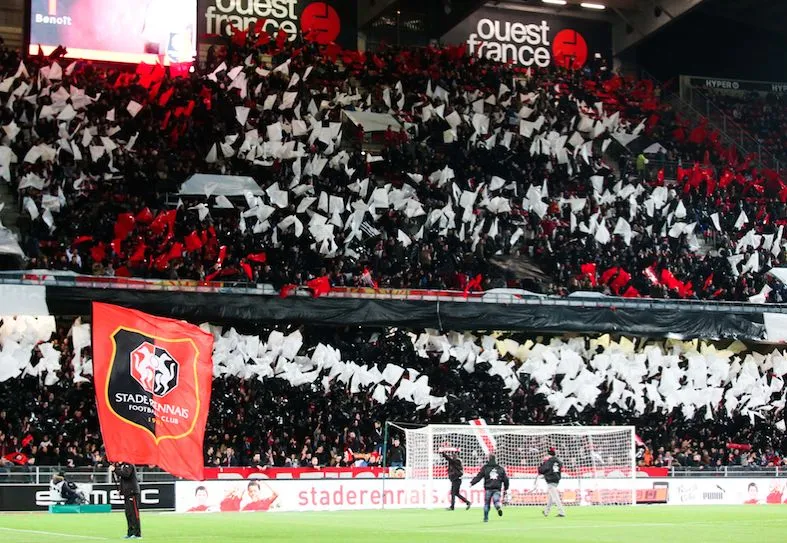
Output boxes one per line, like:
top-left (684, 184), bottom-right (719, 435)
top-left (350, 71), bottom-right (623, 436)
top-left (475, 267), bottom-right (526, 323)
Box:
top-left (680, 85), bottom-right (782, 172)
top-left (0, 465), bottom-right (783, 484)
top-left (0, 466), bottom-right (175, 485)
top-left (668, 466), bottom-right (787, 478)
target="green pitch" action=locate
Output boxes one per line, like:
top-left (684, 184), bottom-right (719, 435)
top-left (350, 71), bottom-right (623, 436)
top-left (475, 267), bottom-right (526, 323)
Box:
top-left (1, 506), bottom-right (786, 542)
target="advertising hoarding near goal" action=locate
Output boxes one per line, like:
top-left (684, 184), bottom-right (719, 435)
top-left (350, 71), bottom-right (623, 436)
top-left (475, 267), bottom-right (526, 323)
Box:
top-left (27, 0), bottom-right (197, 64)
top-left (174, 478), bottom-right (787, 513)
top-left (441, 6), bottom-right (611, 70)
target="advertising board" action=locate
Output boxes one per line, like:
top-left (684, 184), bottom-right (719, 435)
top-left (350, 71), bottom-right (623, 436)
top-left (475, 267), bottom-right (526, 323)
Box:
top-left (28, 0), bottom-right (197, 64)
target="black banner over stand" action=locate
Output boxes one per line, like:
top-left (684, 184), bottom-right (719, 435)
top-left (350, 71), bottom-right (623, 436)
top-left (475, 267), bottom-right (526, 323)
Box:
top-left (44, 286), bottom-right (767, 341)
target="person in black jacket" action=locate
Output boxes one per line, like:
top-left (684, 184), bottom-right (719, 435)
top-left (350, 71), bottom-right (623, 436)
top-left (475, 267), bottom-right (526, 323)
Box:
top-left (441, 450), bottom-right (471, 510)
top-left (538, 447), bottom-right (565, 517)
top-left (470, 454), bottom-right (509, 523)
top-left (111, 462), bottom-right (142, 539)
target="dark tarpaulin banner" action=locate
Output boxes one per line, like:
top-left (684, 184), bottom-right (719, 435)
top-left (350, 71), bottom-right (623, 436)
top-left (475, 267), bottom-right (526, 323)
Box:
top-left (197, 0), bottom-right (358, 50)
top-left (92, 302), bottom-right (214, 480)
top-left (49, 287), bottom-right (767, 341)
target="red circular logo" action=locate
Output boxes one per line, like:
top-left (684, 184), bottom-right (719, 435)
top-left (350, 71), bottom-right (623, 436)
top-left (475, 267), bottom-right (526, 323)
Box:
top-left (300, 2), bottom-right (341, 45)
top-left (552, 29), bottom-right (588, 70)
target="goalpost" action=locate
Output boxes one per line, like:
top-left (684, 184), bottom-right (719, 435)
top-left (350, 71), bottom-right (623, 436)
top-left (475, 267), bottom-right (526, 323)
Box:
top-left (394, 423), bottom-right (637, 508)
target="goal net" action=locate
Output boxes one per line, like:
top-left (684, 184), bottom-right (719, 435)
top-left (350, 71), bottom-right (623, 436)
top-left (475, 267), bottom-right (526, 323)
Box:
top-left (399, 423), bottom-right (636, 508)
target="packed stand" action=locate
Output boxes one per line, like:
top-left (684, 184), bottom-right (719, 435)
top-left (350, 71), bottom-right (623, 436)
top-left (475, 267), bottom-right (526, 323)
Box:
top-left (706, 90), bottom-right (787, 165)
top-left (1, 315), bottom-right (785, 471)
top-left (1, 33), bottom-right (787, 301)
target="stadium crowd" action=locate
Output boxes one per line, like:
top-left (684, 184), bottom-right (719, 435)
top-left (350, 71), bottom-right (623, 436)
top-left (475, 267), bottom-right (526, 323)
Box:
top-left (0, 319), bottom-right (785, 472)
top-left (708, 90), bottom-right (787, 165)
top-left (0, 34), bottom-right (786, 302)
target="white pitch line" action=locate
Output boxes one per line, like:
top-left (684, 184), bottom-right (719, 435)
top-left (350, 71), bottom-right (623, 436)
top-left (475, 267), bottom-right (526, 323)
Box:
top-left (0, 526), bottom-right (109, 540)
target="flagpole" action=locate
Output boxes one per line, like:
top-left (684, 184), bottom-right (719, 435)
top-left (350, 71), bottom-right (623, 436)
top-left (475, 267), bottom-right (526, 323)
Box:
top-left (381, 421), bottom-right (389, 511)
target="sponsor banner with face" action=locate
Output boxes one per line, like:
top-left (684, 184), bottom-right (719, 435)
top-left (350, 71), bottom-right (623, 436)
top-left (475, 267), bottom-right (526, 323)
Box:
top-left (668, 478), bottom-right (787, 506)
top-left (175, 478), bottom-right (669, 512)
top-left (197, 0), bottom-right (357, 49)
top-left (92, 302), bottom-right (214, 481)
top-left (0, 483), bottom-right (174, 512)
top-left (28, 0), bottom-right (197, 64)
top-left (441, 6), bottom-right (611, 70)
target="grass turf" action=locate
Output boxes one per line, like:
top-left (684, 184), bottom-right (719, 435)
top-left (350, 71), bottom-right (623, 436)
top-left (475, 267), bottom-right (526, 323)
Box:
top-left (1, 506), bottom-right (786, 542)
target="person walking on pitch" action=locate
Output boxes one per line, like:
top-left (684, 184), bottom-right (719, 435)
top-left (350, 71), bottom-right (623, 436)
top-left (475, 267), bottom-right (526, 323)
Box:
top-left (470, 454), bottom-right (509, 523)
top-left (539, 447), bottom-right (566, 517)
top-left (441, 448), bottom-right (471, 510)
top-left (111, 462), bottom-right (142, 538)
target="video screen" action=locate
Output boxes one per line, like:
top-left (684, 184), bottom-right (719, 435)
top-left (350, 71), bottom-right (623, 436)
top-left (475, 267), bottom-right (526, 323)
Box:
top-left (28, 0), bottom-right (196, 64)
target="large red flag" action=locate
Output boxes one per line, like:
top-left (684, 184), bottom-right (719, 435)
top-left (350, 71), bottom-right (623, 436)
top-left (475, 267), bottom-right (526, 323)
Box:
top-left (92, 302), bottom-right (213, 480)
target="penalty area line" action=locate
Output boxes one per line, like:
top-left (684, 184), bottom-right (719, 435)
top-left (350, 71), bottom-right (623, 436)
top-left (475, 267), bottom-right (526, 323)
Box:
top-left (0, 526), bottom-right (109, 540)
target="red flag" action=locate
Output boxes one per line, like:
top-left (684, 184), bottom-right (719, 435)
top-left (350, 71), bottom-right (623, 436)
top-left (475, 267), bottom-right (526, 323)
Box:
top-left (275, 28), bottom-right (288, 49)
top-left (73, 235), bottom-right (93, 246)
top-left (21, 434), bottom-right (34, 447)
top-left (660, 269), bottom-right (682, 291)
top-left (91, 302), bottom-right (213, 481)
top-left (228, 24), bottom-right (246, 47)
top-left (643, 266), bottom-right (660, 286)
top-left (114, 213), bottom-right (136, 239)
top-left (154, 252), bottom-right (172, 271)
top-left (580, 263), bottom-right (597, 287)
top-left (279, 283), bottom-right (298, 298)
top-left (160, 111), bottom-right (172, 131)
top-left (240, 262), bottom-right (253, 280)
top-left (216, 245), bottom-right (228, 267)
top-left (463, 274), bottom-right (483, 296)
top-left (703, 273), bottom-right (714, 291)
top-left (246, 252), bottom-right (267, 263)
top-left (307, 276), bottom-right (331, 297)
top-left (255, 32), bottom-right (271, 47)
top-left (135, 207), bottom-right (154, 224)
top-left (110, 238), bottom-right (123, 256)
top-left (90, 243), bottom-right (106, 263)
top-left (184, 231), bottom-right (203, 252)
top-left (361, 267), bottom-right (379, 289)
top-left (136, 62), bottom-right (154, 77)
top-left (689, 125), bottom-right (707, 144)
top-left (167, 242), bottom-right (184, 261)
top-left (158, 87), bottom-right (175, 106)
top-left (609, 269), bottom-right (631, 295)
top-left (115, 266), bottom-right (131, 278)
top-left (3, 452), bottom-right (28, 465)
top-left (129, 242), bottom-right (147, 263)
top-left (622, 286), bottom-right (640, 298)
top-left (169, 62), bottom-right (192, 79)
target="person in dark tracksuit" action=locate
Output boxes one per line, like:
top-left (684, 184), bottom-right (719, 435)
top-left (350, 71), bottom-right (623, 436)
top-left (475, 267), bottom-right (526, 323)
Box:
top-left (111, 462), bottom-right (142, 539)
top-left (442, 450), bottom-right (471, 510)
top-left (539, 447), bottom-right (566, 517)
top-left (470, 454), bottom-right (509, 523)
